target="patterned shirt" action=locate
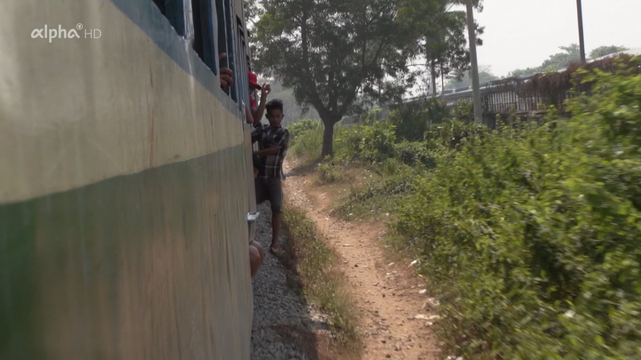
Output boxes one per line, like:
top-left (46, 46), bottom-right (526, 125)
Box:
top-left (252, 124), bottom-right (289, 179)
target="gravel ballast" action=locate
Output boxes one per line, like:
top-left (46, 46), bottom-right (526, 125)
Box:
top-left (250, 203), bottom-right (328, 360)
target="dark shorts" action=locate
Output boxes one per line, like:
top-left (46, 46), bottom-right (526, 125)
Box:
top-left (255, 177), bottom-right (283, 213)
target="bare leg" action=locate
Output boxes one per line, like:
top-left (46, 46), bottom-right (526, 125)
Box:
top-left (249, 245), bottom-right (261, 277)
top-left (250, 240), bottom-right (265, 262)
top-left (271, 212), bottom-right (282, 251)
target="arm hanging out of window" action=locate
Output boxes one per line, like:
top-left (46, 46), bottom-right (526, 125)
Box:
top-left (219, 53), bottom-right (233, 88)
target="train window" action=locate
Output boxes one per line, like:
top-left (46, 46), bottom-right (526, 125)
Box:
top-left (215, 0), bottom-right (235, 99)
top-left (236, 15), bottom-right (250, 107)
top-left (192, 0), bottom-right (217, 73)
top-left (152, 0), bottom-right (186, 36)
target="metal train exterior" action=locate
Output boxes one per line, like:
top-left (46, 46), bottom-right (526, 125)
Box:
top-left (1, 0), bottom-right (258, 359)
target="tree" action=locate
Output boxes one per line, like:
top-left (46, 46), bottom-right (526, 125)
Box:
top-left (253, 0), bottom-right (440, 157)
top-left (402, 0), bottom-right (483, 97)
top-left (589, 45), bottom-right (628, 60)
top-left (507, 44), bottom-right (581, 78)
top-left (261, 77), bottom-right (321, 126)
top-left (446, 65), bottom-right (497, 89)
top-left (540, 44), bottom-right (581, 71)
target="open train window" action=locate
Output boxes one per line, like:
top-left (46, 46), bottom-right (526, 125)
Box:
top-left (152, 0), bottom-right (186, 36)
top-left (215, 0), bottom-right (248, 105)
top-left (215, 0), bottom-right (234, 98)
top-left (192, 0), bottom-right (217, 74)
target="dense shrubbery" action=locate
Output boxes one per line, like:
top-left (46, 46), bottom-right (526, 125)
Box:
top-left (288, 60), bottom-right (641, 359)
top-left (394, 65), bottom-right (641, 359)
top-left (288, 118), bottom-right (319, 145)
top-left (317, 158), bottom-right (343, 183)
top-left (288, 119), bottom-right (324, 161)
top-left (393, 141), bottom-right (436, 168)
top-left (389, 98), bottom-right (449, 142)
top-left (334, 121), bottom-right (397, 163)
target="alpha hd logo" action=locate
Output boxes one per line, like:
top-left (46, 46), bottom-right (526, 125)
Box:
top-left (31, 24), bottom-right (102, 43)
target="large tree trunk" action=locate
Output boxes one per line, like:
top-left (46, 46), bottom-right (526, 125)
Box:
top-left (321, 119), bottom-right (335, 158)
top-left (430, 59), bottom-right (437, 98)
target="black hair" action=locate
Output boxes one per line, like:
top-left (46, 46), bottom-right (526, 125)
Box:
top-left (265, 99), bottom-right (284, 114)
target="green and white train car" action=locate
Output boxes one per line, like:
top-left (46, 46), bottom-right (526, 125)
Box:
top-left (1, 0), bottom-right (258, 358)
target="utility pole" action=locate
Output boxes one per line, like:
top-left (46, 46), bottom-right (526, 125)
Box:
top-left (465, 0), bottom-right (482, 124)
top-left (576, 0), bottom-right (586, 62)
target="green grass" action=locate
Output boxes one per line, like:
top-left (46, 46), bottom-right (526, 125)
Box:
top-left (332, 160), bottom-right (420, 221)
top-left (283, 204), bottom-right (361, 356)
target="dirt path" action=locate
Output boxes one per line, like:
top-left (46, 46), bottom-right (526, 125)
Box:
top-left (283, 161), bottom-right (441, 360)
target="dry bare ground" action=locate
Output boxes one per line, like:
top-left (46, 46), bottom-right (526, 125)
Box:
top-left (283, 161), bottom-right (441, 360)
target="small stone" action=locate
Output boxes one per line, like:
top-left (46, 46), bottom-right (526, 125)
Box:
top-left (419, 289), bottom-right (427, 295)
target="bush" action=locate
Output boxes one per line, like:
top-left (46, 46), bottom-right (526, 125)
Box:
top-left (452, 99), bottom-right (474, 123)
top-left (288, 118), bottom-right (320, 145)
top-left (318, 158), bottom-right (343, 183)
top-left (393, 141), bottom-right (436, 168)
top-left (335, 121), bottom-right (396, 163)
top-left (333, 159), bottom-right (419, 219)
top-left (393, 64), bottom-right (641, 359)
top-left (389, 98), bottom-right (449, 142)
top-left (358, 108), bottom-right (384, 125)
top-left (288, 120), bottom-right (347, 162)
top-left (424, 119), bottom-right (488, 150)
top-left (289, 121), bottom-right (323, 161)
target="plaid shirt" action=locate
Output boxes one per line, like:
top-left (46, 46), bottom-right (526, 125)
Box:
top-left (252, 124), bottom-right (289, 179)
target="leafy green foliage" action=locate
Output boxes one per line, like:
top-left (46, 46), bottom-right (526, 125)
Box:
top-left (318, 158), bottom-right (343, 184)
top-left (590, 45), bottom-right (629, 60)
top-left (335, 121), bottom-right (397, 164)
top-left (507, 44), bottom-right (581, 77)
top-left (394, 141), bottom-right (436, 168)
top-left (288, 118), bottom-right (320, 145)
top-left (289, 120), bottom-right (324, 161)
top-left (292, 56), bottom-right (641, 359)
top-left (333, 159), bottom-right (419, 220)
top-left (358, 108), bottom-right (384, 126)
top-left (401, 0), bottom-right (484, 95)
top-left (389, 98), bottom-right (449, 142)
top-left (508, 44), bottom-right (629, 78)
top-left (393, 64), bottom-right (641, 359)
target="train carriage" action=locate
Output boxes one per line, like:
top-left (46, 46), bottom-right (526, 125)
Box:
top-left (0, 0), bottom-right (258, 359)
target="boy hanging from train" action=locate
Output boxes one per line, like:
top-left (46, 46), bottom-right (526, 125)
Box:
top-left (251, 99), bottom-right (289, 255)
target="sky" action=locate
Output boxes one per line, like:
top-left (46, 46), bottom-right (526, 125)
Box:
top-left (468, 0), bottom-right (641, 77)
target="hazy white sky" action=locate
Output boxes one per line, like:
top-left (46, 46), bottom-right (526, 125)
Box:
top-left (469, 0), bottom-right (641, 77)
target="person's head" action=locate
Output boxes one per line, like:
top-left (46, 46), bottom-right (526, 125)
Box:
top-left (265, 99), bottom-right (284, 126)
